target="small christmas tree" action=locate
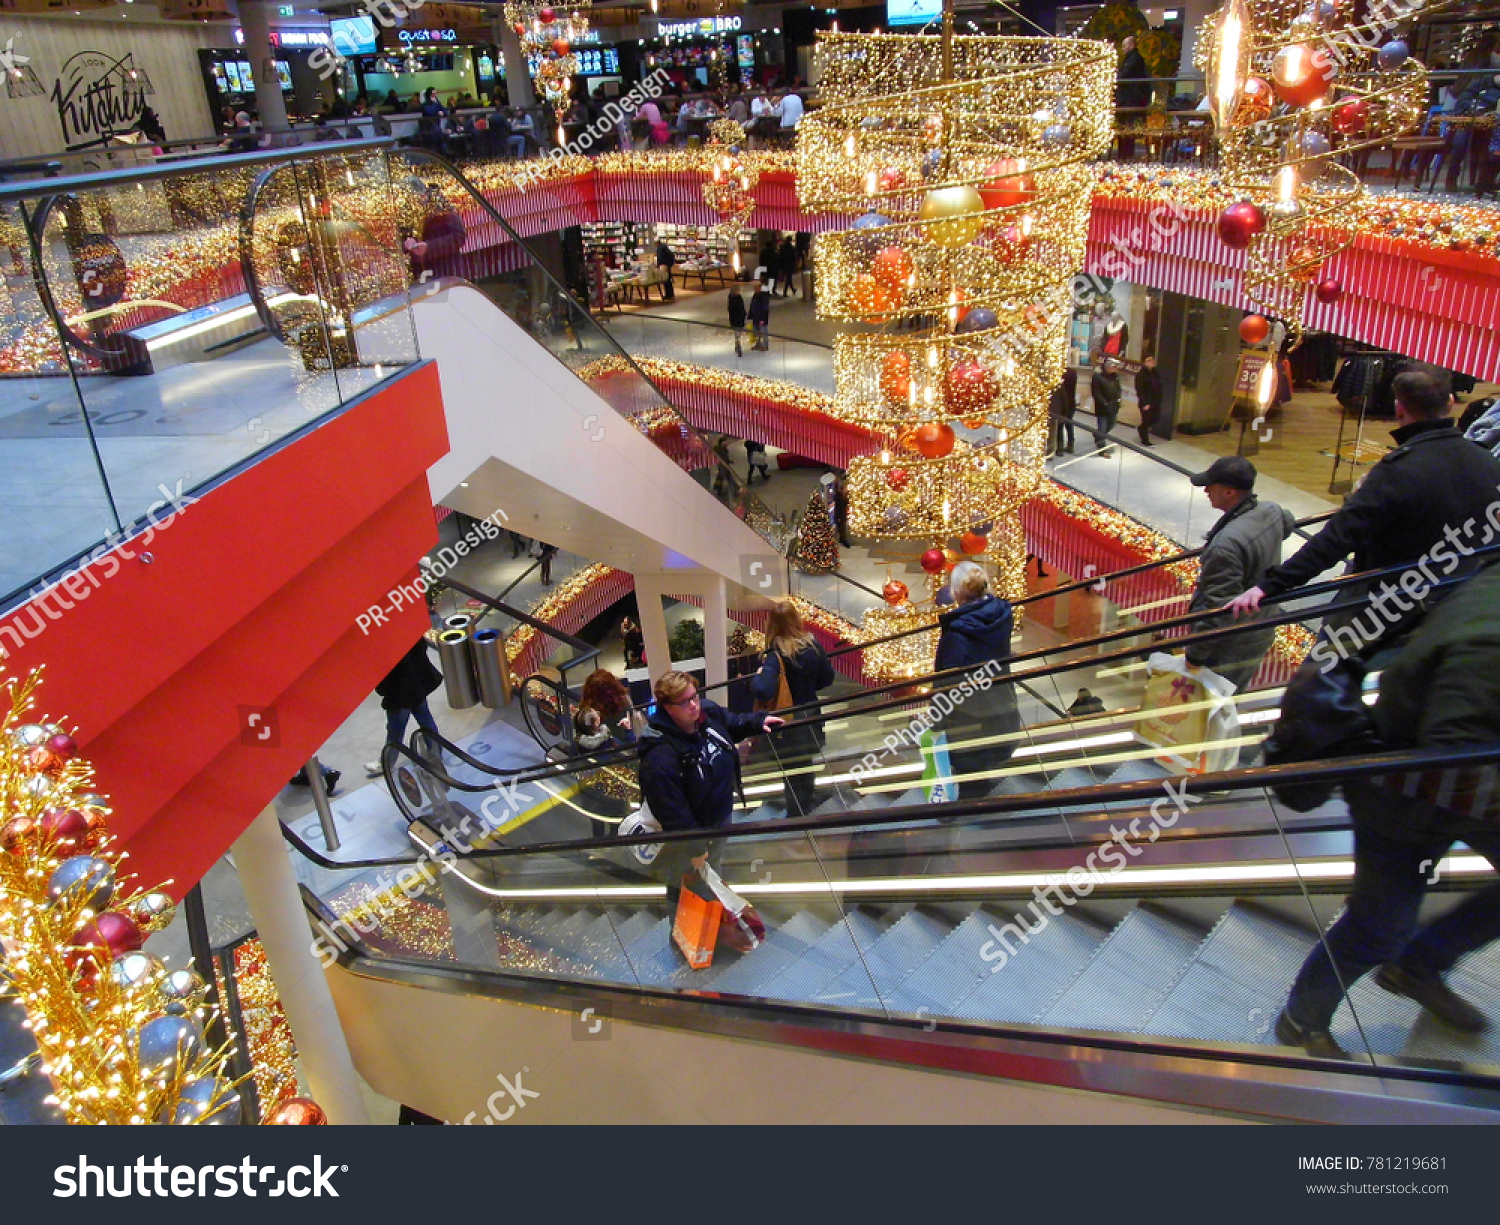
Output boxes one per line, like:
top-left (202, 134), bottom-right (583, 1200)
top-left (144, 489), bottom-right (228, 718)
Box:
top-left (794, 491), bottom-right (840, 575)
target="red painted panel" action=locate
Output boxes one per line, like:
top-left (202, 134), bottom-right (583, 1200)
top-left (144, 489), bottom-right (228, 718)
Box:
top-left (0, 362), bottom-right (450, 893)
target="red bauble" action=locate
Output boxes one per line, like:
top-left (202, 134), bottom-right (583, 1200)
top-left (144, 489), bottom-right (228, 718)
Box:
top-left (995, 224), bottom-right (1033, 265)
top-left (1271, 44), bottom-right (1337, 109)
top-left (910, 421), bottom-right (956, 459)
top-left (920, 548), bottom-right (947, 574)
top-left (882, 580), bottom-right (910, 606)
top-left (943, 360), bottom-right (998, 415)
top-left (38, 808), bottom-right (88, 846)
top-left (1238, 314), bottom-right (1270, 345)
top-left (552, 38), bottom-right (570, 56)
top-left (872, 245), bottom-right (914, 290)
top-left (0, 816), bottom-right (36, 853)
top-left (46, 733), bottom-right (78, 761)
top-left (960, 531), bottom-right (989, 554)
top-left (879, 350), bottom-right (912, 402)
top-left (850, 273), bottom-right (900, 321)
top-left (977, 159), bottom-right (1035, 211)
top-left (1315, 278), bottom-right (1343, 304)
top-left (72, 912), bottom-right (144, 961)
top-left (538, 6), bottom-right (557, 22)
top-left (264, 1097), bottom-right (329, 1125)
top-left (886, 467), bottom-right (911, 491)
top-left (1331, 97), bottom-right (1369, 136)
top-left (877, 166), bottom-right (906, 193)
top-left (1217, 201), bottom-right (1266, 250)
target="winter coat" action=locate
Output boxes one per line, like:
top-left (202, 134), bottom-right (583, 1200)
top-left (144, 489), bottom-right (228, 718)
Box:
top-left (933, 593), bottom-right (1019, 728)
top-left (637, 700), bottom-right (766, 841)
top-left (375, 640), bottom-right (443, 711)
top-left (1091, 370), bottom-right (1122, 418)
top-left (1135, 365), bottom-right (1164, 409)
top-left (749, 290), bottom-right (771, 325)
top-left (1049, 371), bottom-right (1077, 419)
top-left (1116, 49), bottom-right (1152, 109)
top-left (751, 639), bottom-right (834, 710)
top-left (1464, 397), bottom-right (1500, 457)
top-left (1185, 494), bottom-right (1297, 689)
top-left (727, 291), bottom-right (747, 328)
top-left (1260, 420), bottom-right (1500, 601)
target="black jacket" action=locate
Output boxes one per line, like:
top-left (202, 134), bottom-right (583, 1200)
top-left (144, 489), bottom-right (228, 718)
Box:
top-left (1261, 420), bottom-right (1500, 598)
top-left (375, 639), bottom-right (443, 711)
top-left (1049, 371), bottom-right (1077, 419)
top-left (1135, 365), bottom-right (1163, 409)
top-left (749, 290), bottom-right (771, 325)
top-left (1091, 370), bottom-right (1122, 418)
top-left (933, 593), bottom-right (1020, 753)
top-left (727, 291), bottom-right (747, 328)
top-left (750, 640), bottom-right (834, 710)
top-left (638, 700), bottom-right (766, 836)
top-left (1116, 49), bottom-right (1151, 109)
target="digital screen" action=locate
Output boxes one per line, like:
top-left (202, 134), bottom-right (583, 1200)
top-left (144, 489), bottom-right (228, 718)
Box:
top-left (477, 53), bottom-right (494, 82)
top-left (237, 61), bottom-right (255, 90)
top-left (887, 0), bottom-right (941, 26)
top-left (210, 62), bottom-right (228, 93)
top-left (737, 34), bottom-right (755, 71)
top-left (329, 15), bottom-right (378, 57)
top-left (274, 60), bottom-right (292, 89)
top-left (222, 61), bottom-right (244, 91)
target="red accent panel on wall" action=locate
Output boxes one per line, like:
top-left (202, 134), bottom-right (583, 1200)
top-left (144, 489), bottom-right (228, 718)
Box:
top-left (0, 362), bottom-right (449, 893)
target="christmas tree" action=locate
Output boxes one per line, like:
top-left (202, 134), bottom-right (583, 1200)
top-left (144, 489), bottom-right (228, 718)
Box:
top-left (794, 491), bottom-right (840, 575)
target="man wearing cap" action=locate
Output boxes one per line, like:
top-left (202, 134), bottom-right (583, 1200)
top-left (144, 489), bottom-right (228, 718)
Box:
top-left (1090, 358), bottom-right (1123, 457)
top-left (1226, 369), bottom-right (1500, 638)
top-left (1185, 456), bottom-right (1295, 691)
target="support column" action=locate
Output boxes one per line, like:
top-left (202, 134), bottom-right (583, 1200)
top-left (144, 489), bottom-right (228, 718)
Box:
top-left (232, 804), bottom-right (371, 1124)
top-left (1177, 0), bottom-right (1217, 83)
top-left (239, 0), bottom-right (291, 133)
top-left (633, 573), bottom-right (675, 686)
top-left (702, 574), bottom-right (729, 689)
top-left (496, 17), bottom-right (537, 108)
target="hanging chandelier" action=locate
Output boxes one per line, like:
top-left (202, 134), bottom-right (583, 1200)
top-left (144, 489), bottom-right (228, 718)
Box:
top-left (505, 2), bottom-right (592, 128)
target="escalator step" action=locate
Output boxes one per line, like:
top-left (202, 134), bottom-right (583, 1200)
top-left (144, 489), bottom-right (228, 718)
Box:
top-left (571, 913), bottom-right (635, 978)
top-left (849, 789), bottom-right (896, 812)
top-left (613, 909), bottom-right (664, 948)
top-left (814, 909), bottom-right (955, 1011)
top-left (735, 802), bottom-right (785, 825)
top-left (952, 911), bottom-right (1110, 1024)
top-left (1103, 758), bottom-right (1174, 786)
top-left (680, 911), bottom-right (833, 996)
top-left (1140, 902), bottom-right (1317, 1043)
top-left (756, 909), bottom-right (886, 1002)
top-left (622, 918), bottom-right (683, 987)
top-left (1331, 946), bottom-right (1500, 1066)
top-left (886, 908), bottom-right (1012, 1017)
top-left (541, 908), bottom-right (604, 959)
top-left (1037, 905), bottom-right (1206, 1033)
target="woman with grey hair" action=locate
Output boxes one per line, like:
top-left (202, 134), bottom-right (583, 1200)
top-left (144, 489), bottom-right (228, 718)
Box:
top-left (931, 561), bottom-right (1021, 801)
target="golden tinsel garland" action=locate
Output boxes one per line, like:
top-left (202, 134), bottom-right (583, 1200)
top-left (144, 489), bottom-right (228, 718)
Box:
top-left (0, 668), bottom-right (244, 1125)
top-left (215, 938), bottom-right (301, 1112)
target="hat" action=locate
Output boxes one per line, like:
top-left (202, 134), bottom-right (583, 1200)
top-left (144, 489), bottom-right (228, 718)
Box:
top-left (1190, 455), bottom-right (1257, 490)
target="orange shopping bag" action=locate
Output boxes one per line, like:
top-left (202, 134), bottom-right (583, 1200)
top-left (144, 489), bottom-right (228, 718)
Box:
top-left (671, 878), bottom-right (723, 969)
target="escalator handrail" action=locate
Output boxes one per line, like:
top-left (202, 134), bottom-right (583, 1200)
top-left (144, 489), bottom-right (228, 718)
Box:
top-left (281, 741), bottom-right (1500, 870)
top-left (437, 568), bottom-right (596, 655)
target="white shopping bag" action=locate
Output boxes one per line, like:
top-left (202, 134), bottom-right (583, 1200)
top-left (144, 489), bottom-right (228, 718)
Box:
top-left (1138, 652), bottom-right (1242, 775)
top-left (617, 800), bottom-right (663, 865)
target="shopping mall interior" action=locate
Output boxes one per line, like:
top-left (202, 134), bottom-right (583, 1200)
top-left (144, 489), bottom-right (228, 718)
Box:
top-left (4, 0), bottom-right (1500, 1131)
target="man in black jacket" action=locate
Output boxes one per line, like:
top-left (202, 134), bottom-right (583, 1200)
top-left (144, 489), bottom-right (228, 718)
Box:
top-left (638, 671), bottom-right (782, 899)
top-left (748, 280), bottom-right (771, 350)
top-left (655, 238), bottom-right (676, 301)
top-left (1228, 370), bottom-right (1500, 644)
top-left (365, 637), bottom-right (444, 776)
top-left (727, 286), bottom-right (747, 356)
top-left (1134, 353), bottom-right (1164, 446)
top-left (1090, 359), bottom-right (1123, 456)
top-left (1115, 35), bottom-right (1151, 160)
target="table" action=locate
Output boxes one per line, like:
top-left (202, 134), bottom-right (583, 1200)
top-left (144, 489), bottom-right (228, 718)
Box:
top-left (680, 262), bottom-right (733, 291)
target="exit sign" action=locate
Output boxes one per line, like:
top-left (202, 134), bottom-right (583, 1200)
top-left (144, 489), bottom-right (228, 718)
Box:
top-left (277, 4), bottom-right (294, 14)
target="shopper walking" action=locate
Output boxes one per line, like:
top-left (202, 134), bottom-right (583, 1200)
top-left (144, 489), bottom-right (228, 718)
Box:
top-left (745, 438), bottom-right (770, 484)
top-left (750, 601), bottom-right (835, 816)
top-left (727, 285), bottom-right (747, 356)
top-left (1134, 352), bottom-right (1165, 446)
top-left (537, 541), bottom-right (559, 585)
top-left (1090, 359), bottom-right (1123, 456)
top-left (655, 238), bottom-right (676, 301)
top-left (1050, 368), bottom-right (1077, 455)
top-left (365, 637), bottom-right (444, 776)
top-left (748, 280), bottom-right (771, 350)
top-left (774, 235), bottom-right (797, 298)
top-left (1184, 457), bottom-right (1296, 692)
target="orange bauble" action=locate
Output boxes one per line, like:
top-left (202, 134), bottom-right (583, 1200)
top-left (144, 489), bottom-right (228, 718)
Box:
top-left (879, 350), bottom-right (912, 402)
top-left (1238, 314), bottom-right (1270, 345)
top-left (978, 159), bottom-right (1036, 211)
top-left (552, 38), bottom-right (570, 56)
top-left (910, 421), bottom-right (956, 459)
top-left (264, 1096), bottom-right (329, 1125)
top-left (872, 245), bottom-right (914, 290)
top-left (882, 580), bottom-right (910, 606)
top-left (960, 416), bottom-right (988, 429)
top-left (850, 273), bottom-right (901, 322)
top-left (1288, 243), bottom-right (1323, 282)
top-left (960, 531), bottom-right (989, 554)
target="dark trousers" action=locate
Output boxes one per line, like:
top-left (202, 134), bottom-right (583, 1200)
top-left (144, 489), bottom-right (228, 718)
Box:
top-left (1138, 402), bottom-right (1160, 443)
top-left (662, 270), bottom-right (674, 300)
top-left (1052, 415), bottom-right (1075, 453)
top-left (771, 723), bottom-right (821, 816)
top-left (1093, 406), bottom-right (1118, 450)
top-left (1285, 788), bottom-right (1500, 1030)
top-left (386, 699), bottom-right (439, 746)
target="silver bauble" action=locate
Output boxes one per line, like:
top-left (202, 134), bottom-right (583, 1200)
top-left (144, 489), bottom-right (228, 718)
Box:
top-left (110, 951), bottom-right (166, 993)
top-left (12, 723), bottom-right (50, 747)
top-left (171, 1076), bottom-right (242, 1126)
top-left (46, 856), bottom-right (115, 911)
top-left (137, 1015), bottom-right (204, 1080)
top-left (129, 891), bottom-right (177, 933)
top-left (159, 967), bottom-right (207, 1016)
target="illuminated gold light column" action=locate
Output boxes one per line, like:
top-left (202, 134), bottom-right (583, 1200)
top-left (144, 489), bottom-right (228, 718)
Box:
top-left (797, 24), bottom-right (1113, 672)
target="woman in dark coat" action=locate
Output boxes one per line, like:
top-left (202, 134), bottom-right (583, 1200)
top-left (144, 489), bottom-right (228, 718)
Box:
top-left (931, 562), bottom-right (1020, 800)
top-left (751, 601), bottom-right (835, 816)
top-left (774, 236), bottom-right (798, 297)
top-left (1050, 368), bottom-right (1078, 454)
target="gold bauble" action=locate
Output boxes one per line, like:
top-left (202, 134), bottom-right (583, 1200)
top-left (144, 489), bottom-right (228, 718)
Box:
top-left (919, 186), bottom-right (985, 249)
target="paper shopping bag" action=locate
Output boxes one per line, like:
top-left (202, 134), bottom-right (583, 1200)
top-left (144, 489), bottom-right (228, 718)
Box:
top-left (919, 728), bottom-right (957, 803)
top-left (1138, 652), bottom-right (1241, 774)
top-left (699, 863), bottom-right (764, 953)
top-left (671, 879), bottom-right (722, 969)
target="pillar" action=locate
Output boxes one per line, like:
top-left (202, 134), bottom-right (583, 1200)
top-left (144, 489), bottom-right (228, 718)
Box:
top-left (1177, 0), bottom-right (1218, 84)
top-left (238, 0), bottom-right (291, 133)
top-left (702, 574), bottom-right (729, 689)
top-left (495, 17), bottom-right (536, 108)
top-left (232, 804), bottom-right (371, 1124)
top-left (633, 573), bottom-right (675, 686)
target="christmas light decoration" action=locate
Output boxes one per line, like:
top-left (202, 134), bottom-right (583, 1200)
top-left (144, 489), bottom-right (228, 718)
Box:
top-left (505, 1), bottom-right (593, 126)
top-left (797, 11), bottom-right (1113, 665)
top-left (701, 119), bottom-right (758, 263)
top-left (1201, 0), bottom-right (1434, 345)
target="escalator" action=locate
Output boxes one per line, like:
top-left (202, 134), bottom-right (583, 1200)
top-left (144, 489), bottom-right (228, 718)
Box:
top-left (282, 555), bottom-right (1500, 1122)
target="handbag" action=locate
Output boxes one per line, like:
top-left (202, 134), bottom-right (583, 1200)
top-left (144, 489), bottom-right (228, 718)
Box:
top-left (1262, 654), bottom-right (1385, 811)
top-left (753, 650), bottom-right (794, 714)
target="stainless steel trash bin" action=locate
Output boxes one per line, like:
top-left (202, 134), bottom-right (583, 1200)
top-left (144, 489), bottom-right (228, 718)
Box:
top-left (472, 628), bottom-right (508, 709)
top-left (437, 628), bottom-right (479, 709)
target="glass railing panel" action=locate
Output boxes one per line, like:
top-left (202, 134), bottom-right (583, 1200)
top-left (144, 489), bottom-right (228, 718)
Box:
top-left (0, 196), bottom-right (118, 607)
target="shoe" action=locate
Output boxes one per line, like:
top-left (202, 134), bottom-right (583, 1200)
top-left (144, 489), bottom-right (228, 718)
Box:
top-left (322, 768), bottom-right (341, 796)
top-left (1274, 1008), bottom-right (1346, 1058)
top-left (365, 761), bottom-right (383, 778)
top-left (1093, 448), bottom-right (1113, 459)
top-left (1375, 964), bottom-right (1489, 1032)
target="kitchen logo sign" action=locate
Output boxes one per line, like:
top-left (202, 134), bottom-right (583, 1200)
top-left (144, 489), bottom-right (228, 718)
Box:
top-left (51, 51), bottom-right (147, 151)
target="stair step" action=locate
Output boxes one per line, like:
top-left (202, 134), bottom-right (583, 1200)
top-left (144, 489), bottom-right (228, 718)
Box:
top-left (1103, 758), bottom-right (1174, 786)
top-left (677, 910), bottom-right (833, 995)
top-left (953, 910), bottom-right (1111, 1024)
top-left (1037, 905), bottom-right (1206, 1033)
top-left (1141, 902), bottom-right (1317, 1043)
top-left (815, 909), bottom-right (955, 1010)
top-left (886, 908), bottom-right (1011, 1017)
top-left (757, 908), bottom-right (886, 1001)
top-left (622, 917), bottom-right (682, 986)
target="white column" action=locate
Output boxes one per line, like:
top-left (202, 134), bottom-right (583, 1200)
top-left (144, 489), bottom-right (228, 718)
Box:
top-left (1177, 0), bottom-right (1218, 83)
top-left (633, 573), bottom-right (674, 686)
top-left (702, 574), bottom-right (729, 689)
top-left (238, 0), bottom-right (291, 133)
top-left (495, 17), bottom-right (537, 107)
top-left (232, 804), bottom-right (371, 1124)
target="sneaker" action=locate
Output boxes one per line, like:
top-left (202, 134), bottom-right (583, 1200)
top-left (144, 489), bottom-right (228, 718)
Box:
top-left (1375, 964), bottom-right (1489, 1032)
top-left (1274, 1008), bottom-right (1346, 1058)
top-left (365, 761), bottom-right (383, 778)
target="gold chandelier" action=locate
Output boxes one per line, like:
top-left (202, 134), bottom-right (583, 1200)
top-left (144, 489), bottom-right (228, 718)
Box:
top-left (1203, 0), bottom-right (1433, 344)
top-left (504, 2), bottom-right (592, 127)
top-left (797, 16), bottom-right (1112, 642)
